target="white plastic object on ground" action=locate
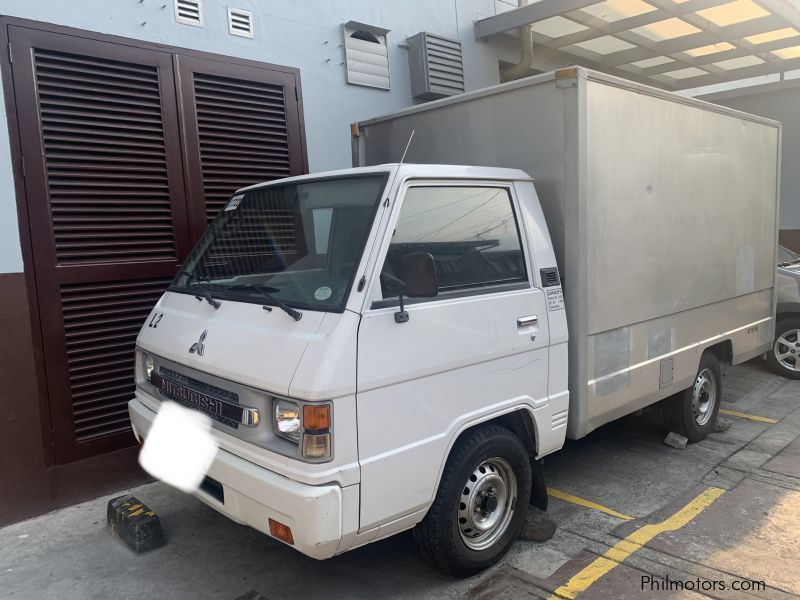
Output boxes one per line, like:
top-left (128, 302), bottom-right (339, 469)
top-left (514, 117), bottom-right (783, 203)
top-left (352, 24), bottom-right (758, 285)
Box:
top-left (138, 401), bottom-right (218, 493)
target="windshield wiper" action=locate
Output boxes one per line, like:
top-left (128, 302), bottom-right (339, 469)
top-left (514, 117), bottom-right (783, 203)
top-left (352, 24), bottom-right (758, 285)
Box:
top-left (185, 271), bottom-right (221, 309)
top-left (225, 283), bottom-right (302, 321)
top-left (778, 258), bottom-right (800, 267)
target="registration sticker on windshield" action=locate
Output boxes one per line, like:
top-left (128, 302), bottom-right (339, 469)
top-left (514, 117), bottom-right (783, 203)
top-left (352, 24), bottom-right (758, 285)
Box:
top-left (314, 286), bottom-right (332, 301)
top-left (225, 194), bottom-right (244, 211)
top-left (546, 287), bottom-right (565, 311)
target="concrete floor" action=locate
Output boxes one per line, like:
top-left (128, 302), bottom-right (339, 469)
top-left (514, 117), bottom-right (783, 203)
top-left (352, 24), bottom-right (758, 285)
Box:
top-left (1, 360), bottom-right (798, 600)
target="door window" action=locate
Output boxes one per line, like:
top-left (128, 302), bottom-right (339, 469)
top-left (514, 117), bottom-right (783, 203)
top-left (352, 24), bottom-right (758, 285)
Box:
top-left (380, 186), bottom-right (527, 300)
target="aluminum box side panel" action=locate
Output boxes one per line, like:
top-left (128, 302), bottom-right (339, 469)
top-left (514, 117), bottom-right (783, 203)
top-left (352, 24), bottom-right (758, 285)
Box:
top-left (573, 78), bottom-right (780, 437)
top-left (583, 79), bottom-right (780, 336)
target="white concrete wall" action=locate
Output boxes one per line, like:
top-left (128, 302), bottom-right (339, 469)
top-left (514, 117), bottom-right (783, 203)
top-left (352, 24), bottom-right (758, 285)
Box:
top-left (0, 0), bottom-right (515, 273)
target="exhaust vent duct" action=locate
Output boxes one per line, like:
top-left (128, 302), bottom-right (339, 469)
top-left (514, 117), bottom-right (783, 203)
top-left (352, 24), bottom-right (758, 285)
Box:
top-left (407, 32), bottom-right (465, 100)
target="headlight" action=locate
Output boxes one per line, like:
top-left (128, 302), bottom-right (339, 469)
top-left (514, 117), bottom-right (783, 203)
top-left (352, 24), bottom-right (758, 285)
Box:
top-left (273, 399), bottom-right (301, 443)
top-left (143, 353), bottom-right (155, 382)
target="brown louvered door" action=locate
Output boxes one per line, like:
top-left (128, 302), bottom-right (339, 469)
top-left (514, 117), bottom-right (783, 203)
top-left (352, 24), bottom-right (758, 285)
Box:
top-left (9, 27), bottom-right (191, 462)
top-left (175, 55), bottom-right (307, 241)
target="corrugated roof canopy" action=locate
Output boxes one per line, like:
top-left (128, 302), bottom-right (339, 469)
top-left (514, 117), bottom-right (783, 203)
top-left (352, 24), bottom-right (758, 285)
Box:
top-left (476, 0), bottom-right (800, 90)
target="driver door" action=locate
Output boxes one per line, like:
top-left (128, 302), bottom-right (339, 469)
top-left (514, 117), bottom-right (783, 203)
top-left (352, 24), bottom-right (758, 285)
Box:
top-left (356, 181), bottom-right (551, 531)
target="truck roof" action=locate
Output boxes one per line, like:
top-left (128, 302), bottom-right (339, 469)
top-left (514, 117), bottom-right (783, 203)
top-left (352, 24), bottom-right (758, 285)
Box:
top-left (236, 163), bottom-right (533, 194)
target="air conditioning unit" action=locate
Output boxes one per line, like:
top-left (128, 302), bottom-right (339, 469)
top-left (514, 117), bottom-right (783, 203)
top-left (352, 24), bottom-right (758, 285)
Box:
top-left (407, 32), bottom-right (465, 101)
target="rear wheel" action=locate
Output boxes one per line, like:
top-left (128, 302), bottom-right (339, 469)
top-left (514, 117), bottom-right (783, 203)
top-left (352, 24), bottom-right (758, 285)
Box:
top-left (766, 318), bottom-right (800, 380)
top-left (663, 352), bottom-right (722, 443)
top-left (413, 424), bottom-right (531, 577)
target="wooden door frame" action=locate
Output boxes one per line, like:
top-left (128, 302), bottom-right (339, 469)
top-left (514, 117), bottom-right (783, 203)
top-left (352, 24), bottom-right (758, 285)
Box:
top-left (0, 15), bottom-right (308, 465)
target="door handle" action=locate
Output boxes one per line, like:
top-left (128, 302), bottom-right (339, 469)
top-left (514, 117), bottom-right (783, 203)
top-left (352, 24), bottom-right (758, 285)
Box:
top-left (517, 315), bottom-right (538, 328)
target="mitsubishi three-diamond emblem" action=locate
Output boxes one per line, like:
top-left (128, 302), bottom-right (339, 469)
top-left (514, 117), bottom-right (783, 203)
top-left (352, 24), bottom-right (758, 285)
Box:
top-left (189, 329), bottom-right (207, 356)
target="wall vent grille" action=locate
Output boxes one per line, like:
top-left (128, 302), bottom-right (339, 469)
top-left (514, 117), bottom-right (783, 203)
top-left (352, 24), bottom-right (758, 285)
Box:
top-left (408, 32), bottom-right (465, 100)
top-left (343, 21), bottom-right (391, 90)
top-left (228, 8), bottom-right (253, 38)
top-left (175, 0), bottom-right (202, 27)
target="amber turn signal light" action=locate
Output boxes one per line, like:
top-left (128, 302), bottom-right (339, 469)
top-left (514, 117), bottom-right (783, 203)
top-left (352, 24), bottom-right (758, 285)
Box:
top-left (303, 405), bottom-right (331, 430)
top-left (268, 518), bottom-right (294, 545)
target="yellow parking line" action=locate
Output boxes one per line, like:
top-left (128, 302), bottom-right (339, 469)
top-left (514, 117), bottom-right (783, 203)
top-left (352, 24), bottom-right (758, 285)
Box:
top-left (719, 408), bottom-right (778, 424)
top-left (550, 487), bottom-right (726, 600)
top-left (547, 487), bottom-right (633, 521)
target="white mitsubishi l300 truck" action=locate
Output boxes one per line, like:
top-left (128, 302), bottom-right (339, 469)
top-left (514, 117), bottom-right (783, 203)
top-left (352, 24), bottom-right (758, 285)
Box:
top-left (128, 68), bottom-right (780, 576)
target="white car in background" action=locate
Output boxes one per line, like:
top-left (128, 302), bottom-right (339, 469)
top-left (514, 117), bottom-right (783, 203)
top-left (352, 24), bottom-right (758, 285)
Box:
top-left (770, 246), bottom-right (800, 379)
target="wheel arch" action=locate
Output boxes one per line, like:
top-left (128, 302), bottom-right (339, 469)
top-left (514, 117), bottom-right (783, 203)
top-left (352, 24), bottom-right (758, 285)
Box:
top-left (429, 407), bottom-right (547, 514)
top-left (776, 303), bottom-right (800, 321)
top-left (703, 339), bottom-right (733, 367)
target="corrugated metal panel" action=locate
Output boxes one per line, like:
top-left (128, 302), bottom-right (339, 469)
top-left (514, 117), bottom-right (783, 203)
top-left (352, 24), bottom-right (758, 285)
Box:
top-left (408, 32), bottom-right (465, 100)
top-left (193, 72), bottom-right (293, 221)
top-left (34, 48), bottom-right (178, 264)
top-left (344, 22), bottom-right (390, 90)
top-left (62, 278), bottom-right (172, 442)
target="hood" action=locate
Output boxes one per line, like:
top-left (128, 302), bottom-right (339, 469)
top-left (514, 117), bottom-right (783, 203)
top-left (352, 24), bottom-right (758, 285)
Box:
top-left (136, 291), bottom-right (328, 396)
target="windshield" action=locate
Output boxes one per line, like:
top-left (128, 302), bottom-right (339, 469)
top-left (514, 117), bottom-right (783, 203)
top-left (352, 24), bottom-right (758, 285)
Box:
top-left (169, 173), bottom-right (388, 311)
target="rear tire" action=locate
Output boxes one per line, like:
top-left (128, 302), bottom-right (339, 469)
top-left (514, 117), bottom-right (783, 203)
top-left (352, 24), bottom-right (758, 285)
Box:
top-left (663, 352), bottom-right (722, 443)
top-left (766, 318), bottom-right (800, 380)
top-left (413, 424), bottom-right (531, 577)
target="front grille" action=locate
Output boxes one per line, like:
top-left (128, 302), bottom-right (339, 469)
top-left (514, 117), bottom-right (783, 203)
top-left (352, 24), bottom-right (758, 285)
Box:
top-left (157, 366), bottom-right (241, 429)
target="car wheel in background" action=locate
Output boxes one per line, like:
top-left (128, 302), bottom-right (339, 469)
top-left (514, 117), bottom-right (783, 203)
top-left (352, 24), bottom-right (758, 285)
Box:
top-left (766, 318), bottom-right (800, 380)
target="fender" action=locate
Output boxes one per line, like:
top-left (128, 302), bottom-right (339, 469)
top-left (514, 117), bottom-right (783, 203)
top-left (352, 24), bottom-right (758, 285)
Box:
top-left (426, 400), bottom-right (545, 514)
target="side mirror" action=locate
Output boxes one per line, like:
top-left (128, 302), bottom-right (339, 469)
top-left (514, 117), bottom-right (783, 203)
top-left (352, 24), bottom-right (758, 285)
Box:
top-left (395, 253), bottom-right (438, 324)
top-left (403, 252), bottom-right (439, 298)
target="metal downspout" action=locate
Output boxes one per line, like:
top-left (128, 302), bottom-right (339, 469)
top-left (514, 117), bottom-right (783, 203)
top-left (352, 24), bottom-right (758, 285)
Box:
top-left (500, 0), bottom-right (534, 82)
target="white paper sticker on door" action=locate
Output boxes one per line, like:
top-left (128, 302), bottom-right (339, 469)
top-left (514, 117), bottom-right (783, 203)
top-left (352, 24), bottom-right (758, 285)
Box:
top-left (546, 287), bottom-right (564, 311)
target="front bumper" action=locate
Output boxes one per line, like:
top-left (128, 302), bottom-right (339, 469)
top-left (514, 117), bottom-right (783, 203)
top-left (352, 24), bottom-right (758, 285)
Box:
top-left (128, 397), bottom-right (345, 559)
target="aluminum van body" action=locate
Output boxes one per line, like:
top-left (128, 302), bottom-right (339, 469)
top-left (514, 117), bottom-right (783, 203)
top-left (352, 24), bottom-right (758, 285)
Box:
top-left (352, 67), bottom-right (781, 438)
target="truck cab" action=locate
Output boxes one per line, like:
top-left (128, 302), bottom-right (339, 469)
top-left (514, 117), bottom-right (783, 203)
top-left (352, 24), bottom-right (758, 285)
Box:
top-left (129, 164), bottom-right (569, 576)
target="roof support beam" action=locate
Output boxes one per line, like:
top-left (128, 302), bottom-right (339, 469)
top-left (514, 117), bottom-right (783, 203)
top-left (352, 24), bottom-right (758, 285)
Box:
top-left (669, 55), bottom-right (800, 89)
top-left (478, 0), bottom-right (800, 90)
top-left (474, 0), bottom-right (596, 40)
top-left (551, 0), bottom-right (732, 48)
top-left (636, 35), bottom-right (800, 76)
top-left (600, 14), bottom-right (788, 66)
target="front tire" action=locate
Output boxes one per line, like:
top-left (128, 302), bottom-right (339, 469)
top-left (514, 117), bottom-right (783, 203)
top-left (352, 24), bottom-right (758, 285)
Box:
top-left (663, 352), bottom-right (722, 443)
top-left (766, 318), bottom-right (800, 379)
top-left (413, 424), bottom-right (532, 577)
